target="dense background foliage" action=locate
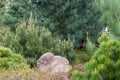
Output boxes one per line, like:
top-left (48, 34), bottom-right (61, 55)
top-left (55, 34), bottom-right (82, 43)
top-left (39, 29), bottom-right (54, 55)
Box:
top-left (1, 0), bottom-right (102, 48)
top-left (1, 0), bottom-right (41, 30)
top-left (33, 0), bottom-right (102, 48)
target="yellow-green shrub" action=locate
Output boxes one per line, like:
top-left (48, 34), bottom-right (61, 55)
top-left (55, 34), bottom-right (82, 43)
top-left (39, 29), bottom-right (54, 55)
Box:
top-left (0, 47), bottom-right (27, 70)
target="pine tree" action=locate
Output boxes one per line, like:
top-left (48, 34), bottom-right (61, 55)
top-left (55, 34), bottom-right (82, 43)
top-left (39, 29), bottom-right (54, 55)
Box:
top-left (37, 0), bottom-right (102, 47)
top-left (1, 0), bottom-right (40, 30)
top-left (2, 0), bottom-right (102, 48)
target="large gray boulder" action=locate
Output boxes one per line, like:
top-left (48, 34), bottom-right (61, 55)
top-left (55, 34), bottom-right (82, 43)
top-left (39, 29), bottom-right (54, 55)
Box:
top-left (37, 52), bottom-right (70, 80)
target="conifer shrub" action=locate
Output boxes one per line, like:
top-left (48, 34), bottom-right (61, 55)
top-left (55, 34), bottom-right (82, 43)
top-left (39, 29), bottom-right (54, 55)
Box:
top-left (0, 14), bottom-right (76, 67)
top-left (0, 27), bottom-right (15, 49)
top-left (15, 14), bottom-right (76, 66)
top-left (72, 35), bottom-right (120, 80)
top-left (85, 37), bottom-right (96, 53)
top-left (15, 21), bottom-right (76, 67)
top-left (0, 47), bottom-right (27, 70)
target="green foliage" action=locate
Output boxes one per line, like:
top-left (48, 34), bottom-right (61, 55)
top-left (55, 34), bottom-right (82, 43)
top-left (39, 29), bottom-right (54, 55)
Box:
top-left (0, 15), bottom-right (76, 67)
top-left (85, 37), bottom-right (96, 53)
top-left (0, 0), bottom-right (6, 16)
top-left (72, 70), bottom-right (84, 80)
top-left (0, 0), bottom-right (6, 26)
top-left (1, 0), bottom-right (40, 30)
top-left (38, 0), bottom-right (102, 48)
top-left (15, 18), bottom-right (75, 66)
top-left (72, 35), bottom-right (120, 80)
top-left (0, 27), bottom-right (15, 49)
top-left (98, 35), bottom-right (112, 44)
top-left (72, 70), bottom-right (102, 80)
top-left (94, 0), bottom-right (120, 38)
top-left (1, 0), bottom-right (102, 48)
top-left (75, 50), bottom-right (92, 63)
top-left (0, 47), bottom-right (27, 70)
